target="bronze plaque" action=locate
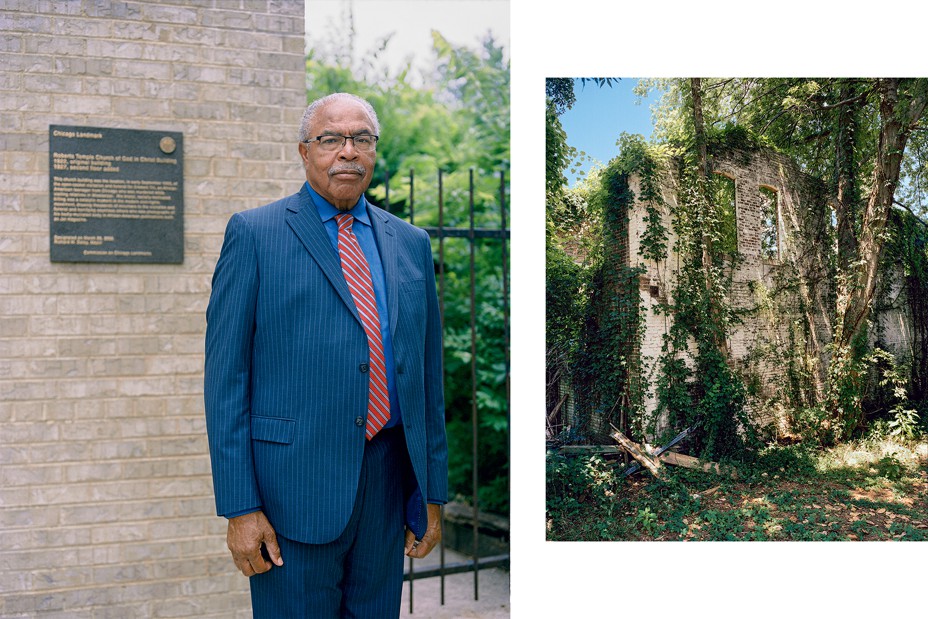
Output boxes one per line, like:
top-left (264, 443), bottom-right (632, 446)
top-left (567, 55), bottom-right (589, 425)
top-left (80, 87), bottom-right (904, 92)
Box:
top-left (49, 125), bottom-right (184, 263)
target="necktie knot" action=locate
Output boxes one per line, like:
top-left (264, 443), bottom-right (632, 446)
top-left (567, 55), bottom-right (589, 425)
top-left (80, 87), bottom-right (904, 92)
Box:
top-left (335, 212), bottom-right (354, 232)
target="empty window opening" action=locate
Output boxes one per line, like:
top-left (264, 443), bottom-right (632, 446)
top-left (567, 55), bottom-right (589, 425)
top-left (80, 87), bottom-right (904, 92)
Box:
top-left (711, 172), bottom-right (738, 254)
top-left (760, 186), bottom-right (779, 260)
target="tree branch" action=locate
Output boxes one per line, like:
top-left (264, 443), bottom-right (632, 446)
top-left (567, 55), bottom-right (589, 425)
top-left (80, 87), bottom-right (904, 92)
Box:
top-left (893, 199), bottom-right (928, 228)
top-left (820, 89), bottom-right (873, 110)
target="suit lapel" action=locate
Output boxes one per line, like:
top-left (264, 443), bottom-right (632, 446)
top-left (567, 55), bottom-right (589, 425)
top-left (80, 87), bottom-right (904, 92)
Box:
top-left (285, 185), bottom-right (359, 320)
top-left (369, 204), bottom-right (399, 337)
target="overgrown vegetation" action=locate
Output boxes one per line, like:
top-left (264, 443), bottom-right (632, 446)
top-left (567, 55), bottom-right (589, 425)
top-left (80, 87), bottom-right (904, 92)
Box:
top-left (546, 133), bottom-right (648, 439)
top-left (308, 14), bottom-right (510, 514)
top-left (546, 77), bottom-right (928, 539)
top-left (547, 434), bottom-right (928, 541)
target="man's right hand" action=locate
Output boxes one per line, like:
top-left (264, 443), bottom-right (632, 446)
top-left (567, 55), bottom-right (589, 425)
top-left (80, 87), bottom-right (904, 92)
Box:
top-left (227, 511), bottom-right (284, 577)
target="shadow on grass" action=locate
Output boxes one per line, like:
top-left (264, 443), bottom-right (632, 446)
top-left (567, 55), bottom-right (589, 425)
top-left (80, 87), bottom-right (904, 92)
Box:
top-left (546, 443), bottom-right (928, 541)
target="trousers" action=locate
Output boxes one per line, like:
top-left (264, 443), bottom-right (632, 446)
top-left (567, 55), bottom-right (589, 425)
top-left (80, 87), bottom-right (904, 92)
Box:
top-left (249, 426), bottom-right (407, 618)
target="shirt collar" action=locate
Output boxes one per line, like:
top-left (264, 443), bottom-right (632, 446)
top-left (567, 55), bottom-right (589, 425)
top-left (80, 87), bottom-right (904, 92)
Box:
top-left (305, 181), bottom-right (371, 227)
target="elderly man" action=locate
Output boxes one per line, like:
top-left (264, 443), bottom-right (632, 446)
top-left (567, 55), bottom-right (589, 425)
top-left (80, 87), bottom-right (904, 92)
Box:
top-left (204, 92), bottom-right (447, 617)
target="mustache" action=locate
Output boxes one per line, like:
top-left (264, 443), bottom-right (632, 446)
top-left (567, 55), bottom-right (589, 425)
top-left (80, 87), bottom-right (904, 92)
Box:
top-left (328, 163), bottom-right (366, 177)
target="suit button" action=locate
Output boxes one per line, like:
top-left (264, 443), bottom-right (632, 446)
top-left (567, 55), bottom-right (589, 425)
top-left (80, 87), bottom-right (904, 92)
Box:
top-left (355, 416), bottom-right (364, 427)
top-left (359, 363), bottom-right (369, 373)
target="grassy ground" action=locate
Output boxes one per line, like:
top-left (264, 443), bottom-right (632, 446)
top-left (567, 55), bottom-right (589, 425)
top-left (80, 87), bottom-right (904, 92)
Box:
top-left (546, 437), bottom-right (928, 541)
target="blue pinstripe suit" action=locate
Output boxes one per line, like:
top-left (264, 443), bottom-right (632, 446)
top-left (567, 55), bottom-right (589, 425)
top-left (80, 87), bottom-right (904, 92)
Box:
top-left (204, 183), bottom-right (448, 549)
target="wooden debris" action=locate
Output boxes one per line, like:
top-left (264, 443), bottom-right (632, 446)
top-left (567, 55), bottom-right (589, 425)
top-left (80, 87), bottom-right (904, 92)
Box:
top-left (619, 423), bottom-right (697, 478)
top-left (610, 428), bottom-right (664, 480)
top-left (557, 445), bottom-right (623, 456)
top-left (657, 450), bottom-right (738, 479)
top-left (558, 426), bottom-right (737, 481)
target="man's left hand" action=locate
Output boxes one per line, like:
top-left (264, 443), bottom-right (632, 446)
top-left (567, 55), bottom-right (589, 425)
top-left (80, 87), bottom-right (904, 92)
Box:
top-left (404, 503), bottom-right (441, 558)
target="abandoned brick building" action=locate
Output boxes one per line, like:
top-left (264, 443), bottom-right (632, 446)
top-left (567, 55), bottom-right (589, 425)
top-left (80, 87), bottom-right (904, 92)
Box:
top-left (552, 145), bottom-right (916, 440)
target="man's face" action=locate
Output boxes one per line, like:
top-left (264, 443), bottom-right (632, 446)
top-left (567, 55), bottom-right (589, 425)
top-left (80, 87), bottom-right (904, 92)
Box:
top-left (299, 99), bottom-right (377, 211)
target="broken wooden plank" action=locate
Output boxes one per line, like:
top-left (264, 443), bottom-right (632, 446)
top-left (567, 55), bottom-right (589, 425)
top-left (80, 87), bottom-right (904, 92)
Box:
top-left (653, 450), bottom-right (738, 479)
top-left (557, 445), bottom-right (623, 456)
top-left (624, 437), bottom-right (739, 479)
top-left (610, 426), bottom-right (664, 480)
top-left (621, 423), bottom-right (697, 478)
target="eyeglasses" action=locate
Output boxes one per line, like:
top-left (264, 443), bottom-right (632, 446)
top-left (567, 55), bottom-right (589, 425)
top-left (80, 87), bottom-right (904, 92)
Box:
top-left (302, 134), bottom-right (379, 152)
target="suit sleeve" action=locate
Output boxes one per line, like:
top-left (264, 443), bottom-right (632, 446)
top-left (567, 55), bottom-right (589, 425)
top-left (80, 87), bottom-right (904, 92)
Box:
top-left (421, 231), bottom-right (449, 504)
top-left (204, 212), bottom-right (263, 517)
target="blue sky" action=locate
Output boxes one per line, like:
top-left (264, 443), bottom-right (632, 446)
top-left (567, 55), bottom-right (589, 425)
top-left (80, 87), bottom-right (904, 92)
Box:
top-left (559, 78), bottom-right (662, 188)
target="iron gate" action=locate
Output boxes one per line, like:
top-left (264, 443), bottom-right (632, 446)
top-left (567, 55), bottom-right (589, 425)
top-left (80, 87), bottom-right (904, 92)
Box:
top-left (380, 168), bottom-right (510, 612)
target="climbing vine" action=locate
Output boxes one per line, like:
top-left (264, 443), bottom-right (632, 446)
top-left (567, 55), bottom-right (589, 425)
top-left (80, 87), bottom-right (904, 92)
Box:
top-left (546, 136), bottom-right (659, 440)
top-left (550, 78), bottom-right (928, 465)
top-left (650, 129), bottom-right (759, 459)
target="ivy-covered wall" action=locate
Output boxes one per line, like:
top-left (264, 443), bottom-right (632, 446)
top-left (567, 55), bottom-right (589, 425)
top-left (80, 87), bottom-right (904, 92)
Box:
top-left (549, 122), bottom-right (926, 453)
top-left (626, 146), bottom-right (917, 440)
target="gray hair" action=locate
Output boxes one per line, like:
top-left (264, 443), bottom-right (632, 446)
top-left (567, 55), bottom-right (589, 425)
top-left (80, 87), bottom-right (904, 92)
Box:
top-left (298, 93), bottom-right (380, 142)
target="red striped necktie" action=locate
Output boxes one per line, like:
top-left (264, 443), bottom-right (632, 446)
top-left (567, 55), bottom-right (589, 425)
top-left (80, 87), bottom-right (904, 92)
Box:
top-left (335, 212), bottom-right (390, 440)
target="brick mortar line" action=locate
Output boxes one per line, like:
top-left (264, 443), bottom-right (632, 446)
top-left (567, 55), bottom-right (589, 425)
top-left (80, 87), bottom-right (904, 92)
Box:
top-left (0, 567), bottom-right (239, 593)
top-left (0, 539), bottom-right (228, 556)
top-left (0, 534), bottom-right (227, 550)
top-left (1, 458), bottom-right (210, 472)
top-left (0, 495), bottom-right (217, 514)
top-left (0, 493), bottom-right (216, 511)
top-left (0, 439), bottom-right (208, 450)
top-left (0, 454), bottom-right (210, 466)
top-left (0, 521), bottom-right (224, 536)
top-left (11, 12), bottom-right (304, 34)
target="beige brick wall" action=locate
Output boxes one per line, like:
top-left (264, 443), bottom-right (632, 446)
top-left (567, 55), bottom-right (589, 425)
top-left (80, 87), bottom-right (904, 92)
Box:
top-left (1, 1), bottom-right (305, 616)
top-left (628, 149), bottom-right (842, 436)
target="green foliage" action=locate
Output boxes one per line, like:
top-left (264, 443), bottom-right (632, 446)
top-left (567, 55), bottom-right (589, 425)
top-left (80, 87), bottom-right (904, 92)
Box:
top-left (545, 231), bottom-right (588, 376)
top-left (547, 143), bottom-right (659, 438)
top-left (884, 211), bottom-right (928, 406)
top-left (709, 173), bottom-right (738, 255)
top-left (865, 347), bottom-right (922, 440)
top-left (822, 340), bottom-right (867, 443)
top-left (545, 452), bottom-right (616, 518)
top-left (648, 129), bottom-right (756, 457)
top-left (571, 263), bottom-right (645, 436)
top-left (545, 78), bottom-right (576, 116)
top-left (633, 506), bottom-right (660, 535)
top-left (749, 442), bottom-right (819, 478)
top-left (788, 406), bottom-right (838, 446)
top-left (307, 24), bottom-right (509, 514)
top-left (615, 133), bottom-right (669, 263)
top-left (545, 101), bottom-right (571, 206)
top-left (547, 437), bottom-right (928, 541)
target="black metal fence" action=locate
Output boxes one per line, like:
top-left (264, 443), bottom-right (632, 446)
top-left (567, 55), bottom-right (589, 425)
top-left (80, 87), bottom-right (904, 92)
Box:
top-left (380, 168), bottom-right (510, 612)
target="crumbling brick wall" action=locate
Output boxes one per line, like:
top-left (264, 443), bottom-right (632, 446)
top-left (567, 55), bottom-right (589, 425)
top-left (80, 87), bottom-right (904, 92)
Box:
top-left (626, 147), bottom-right (867, 437)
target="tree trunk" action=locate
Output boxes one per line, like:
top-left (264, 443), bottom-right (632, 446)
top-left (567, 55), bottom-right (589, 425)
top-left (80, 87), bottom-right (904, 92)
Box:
top-left (838, 79), bottom-right (928, 348)
top-left (689, 78), bottom-right (729, 358)
top-left (834, 79), bottom-right (860, 274)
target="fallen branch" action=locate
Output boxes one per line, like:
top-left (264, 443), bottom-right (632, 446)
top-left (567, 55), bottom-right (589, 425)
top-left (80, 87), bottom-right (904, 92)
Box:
top-left (546, 393), bottom-right (569, 424)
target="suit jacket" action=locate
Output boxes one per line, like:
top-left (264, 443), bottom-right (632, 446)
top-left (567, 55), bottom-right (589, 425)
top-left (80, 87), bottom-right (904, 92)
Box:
top-left (204, 184), bottom-right (447, 544)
